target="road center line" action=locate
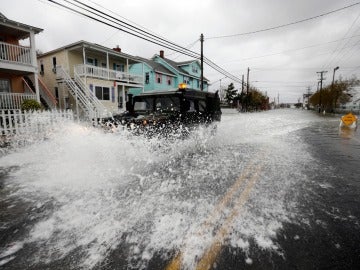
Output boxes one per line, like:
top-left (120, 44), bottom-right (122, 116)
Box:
top-left (195, 164), bottom-right (263, 270)
top-left (165, 151), bottom-right (266, 270)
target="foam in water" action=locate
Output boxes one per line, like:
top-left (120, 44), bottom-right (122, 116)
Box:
top-left (0, 109), bottom-right (320, 269)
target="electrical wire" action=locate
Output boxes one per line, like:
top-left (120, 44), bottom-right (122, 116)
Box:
top-left (322, 10), bottom-right (360, 70)
top-left (47, 0), bottom-right (244, 84)
top-left (206, 2), bottom-right (360, 40)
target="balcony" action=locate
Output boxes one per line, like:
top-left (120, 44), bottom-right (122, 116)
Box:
top-left (0, 41), bottom-right (32, 66)
top-left (74, 64), bottom-right (143, 85)
top-left (0, 92), bottom-right (37, 110)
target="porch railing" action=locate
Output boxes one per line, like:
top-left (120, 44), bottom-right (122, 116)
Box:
top-left (0, 41), bottom-right (32, 65)
top-left (0, 93), bottom-right (37, 110)
top-left (74, 64), bottom-right (143, 84)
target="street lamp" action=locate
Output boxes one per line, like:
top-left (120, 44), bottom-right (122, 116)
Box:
top-left (332, 66), bottom-right (339, 85)
top-left (332, 66), bottom-right (339, 112)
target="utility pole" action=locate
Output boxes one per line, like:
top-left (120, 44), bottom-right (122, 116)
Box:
top-left (246, 67), bottom-right (250, 94)
top-left (200, 33), bottom-right (204, 91)
top-left (241, 74), bottom-right (244, 93)
top-left (317, 71), bottom-right (327, 113)
top-left (306, 86), bottom-right (311, 109)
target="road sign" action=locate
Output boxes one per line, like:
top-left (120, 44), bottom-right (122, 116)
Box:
top-left (341, 113), bottom-right (358, 126)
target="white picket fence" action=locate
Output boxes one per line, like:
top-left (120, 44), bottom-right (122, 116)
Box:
top-left (0, 109), bottom-right (74, 136)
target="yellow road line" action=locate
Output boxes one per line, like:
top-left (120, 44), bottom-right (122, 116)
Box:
top-left (165, 153), bottom-right (265, 270)
top-left (195, 164), bottom-right (263, 270)
top-left (165, 159), bottom-right (258, 270)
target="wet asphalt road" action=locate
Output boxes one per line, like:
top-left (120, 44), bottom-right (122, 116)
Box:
top-left (0, 109), bottom-right (359, 270)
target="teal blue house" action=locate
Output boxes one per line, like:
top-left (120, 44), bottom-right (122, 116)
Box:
top-left (129, 50), bottom-right (208, 95)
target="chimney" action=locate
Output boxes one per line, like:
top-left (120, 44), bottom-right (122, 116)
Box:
top-left (113, 45), bottom-right (121, 53)
top-left (160, 50), bottom-right (164, 58)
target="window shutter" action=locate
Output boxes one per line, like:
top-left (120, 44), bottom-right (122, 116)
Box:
top-left (111, 87), bottom-right (115, 102)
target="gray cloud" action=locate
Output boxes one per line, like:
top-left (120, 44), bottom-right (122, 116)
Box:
top-left (3, 0), bottom-right (360, 102)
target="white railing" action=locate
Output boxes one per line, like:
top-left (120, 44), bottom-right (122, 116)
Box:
top-left (0, 93), bottom-right (37, 110)
top-left (0, 109), bottom-right (73, 136)
top-left (38, 78), bottom-right (58, 109)
top-left (73, 69), bottom-right (109, 118)
top-left (0, 41), bottom-right (32, 65)
top-left (57, 66), bottom-right (93, 118)
top-left (57, 65), bottom-right (110, 120)
top-left (74, 64), bottom-right (143, 84)
top-left (21, 77), bottom-right (57, 109)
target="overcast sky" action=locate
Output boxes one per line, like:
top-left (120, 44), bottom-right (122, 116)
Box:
top-left (3, 0), bottom-right (360, 102)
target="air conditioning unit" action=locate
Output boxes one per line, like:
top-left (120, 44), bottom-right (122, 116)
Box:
top-left (52, 67), bottom-right (57, 73)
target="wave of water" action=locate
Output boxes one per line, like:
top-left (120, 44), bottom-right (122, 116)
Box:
top-left (0, 109), bottom-right (321, 269)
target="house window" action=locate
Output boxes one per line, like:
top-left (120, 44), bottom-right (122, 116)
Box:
top-left (183, 76), bottom-right (189, 84)
top-left (192, 66), bottom-right (198, 73)
top-left (40, 63), bottom-right (44, 75)
top-left (101, 62), bottom-right (107, 68)
top-left (145, 72), bottom-right (150, 84)
top-left (156, 73), bottom-right (162, 84)
top-left (167, 76), bottom-right (172, 86)
top-left (0, 79), bottom-right (10, 93)
top-left (113, 63), bottom-right (124, 72)
top-left (87, 58), bottom-right (98, 66)
top-left (52, 57), bottom-right (57, 73)
top-left (95, 86), bottom-right (110, 100)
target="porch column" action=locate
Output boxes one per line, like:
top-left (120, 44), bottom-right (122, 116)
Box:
top-left (106, 52), bottom-right (109, 80)
top-left (122, 85), bottom-right (125, 110)
top-left (29, 31), bottom-right (40, 103)
top-left (82, 45), bottom-right (88, 103)
top-left (142, 62), bottom-right (144, 92)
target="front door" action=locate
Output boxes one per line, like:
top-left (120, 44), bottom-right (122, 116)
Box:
top-left (117, 85), bottom-right (127, 112)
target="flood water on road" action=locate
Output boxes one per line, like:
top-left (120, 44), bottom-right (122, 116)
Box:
top-left (0, 109), bottom-right (359, 269)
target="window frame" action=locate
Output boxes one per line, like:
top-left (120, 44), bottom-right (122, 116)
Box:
top-left (155, 73), bottom-right (162, 84)
top-left (0, 79), bottom-right (10, 93)
top-left (94, 86), bottom-right (110, 101)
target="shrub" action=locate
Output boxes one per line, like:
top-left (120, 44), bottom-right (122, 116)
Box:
top-left (21, 99), bottom-right (42, 111)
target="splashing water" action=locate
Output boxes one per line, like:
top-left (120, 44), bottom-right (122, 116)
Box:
top-left (0, 109), bottom-right (322, 269)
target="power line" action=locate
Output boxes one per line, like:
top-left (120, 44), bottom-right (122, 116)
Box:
top-left (222, 34), bottom-right (360, 63)
top-left (47, 0), bottom-right (244, 84)
top-left (322, 10), bottom-right (360, 70)
top-left (207, 2), bottom-right (360, 40)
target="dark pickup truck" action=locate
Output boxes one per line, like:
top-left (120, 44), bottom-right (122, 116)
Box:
top-left (101, 87), bottom-right (221, 137)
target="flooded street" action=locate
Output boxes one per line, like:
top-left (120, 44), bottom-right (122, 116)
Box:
top-left (0, 109), bottom-right (359, 270)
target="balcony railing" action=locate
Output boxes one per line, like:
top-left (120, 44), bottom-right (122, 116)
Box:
top-left (74, 64), bottom-right (143, 85)
top-left (0, 92), bottom-right (37, 110)
top-left (0, 42), bottom-right (32, 66)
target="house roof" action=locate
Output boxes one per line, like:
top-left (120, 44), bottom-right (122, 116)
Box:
top-left (177, 60), bottom-right (198, 66)
top-left (38, 40), bottom-right (143, 63)
top-left (153, 55), bottom-right (209, 82)
top-left (155, 55), bottom-right (189, 75)
top-left (136, 57), bottom-right (175, 76)
top-left (0, 12), bottom-right (43, 39)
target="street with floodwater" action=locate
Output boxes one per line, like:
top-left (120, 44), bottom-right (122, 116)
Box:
top-left (0, 108), bottom-right (359, 270)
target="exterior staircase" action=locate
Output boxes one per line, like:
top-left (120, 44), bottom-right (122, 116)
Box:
top-left (56, 65), bottom-right (110, 120)
top-left (23, 76), bottom-right (58, 110)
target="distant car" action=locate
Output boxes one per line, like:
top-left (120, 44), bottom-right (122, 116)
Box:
top-left (101, 85), bottom-right (221, 137)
